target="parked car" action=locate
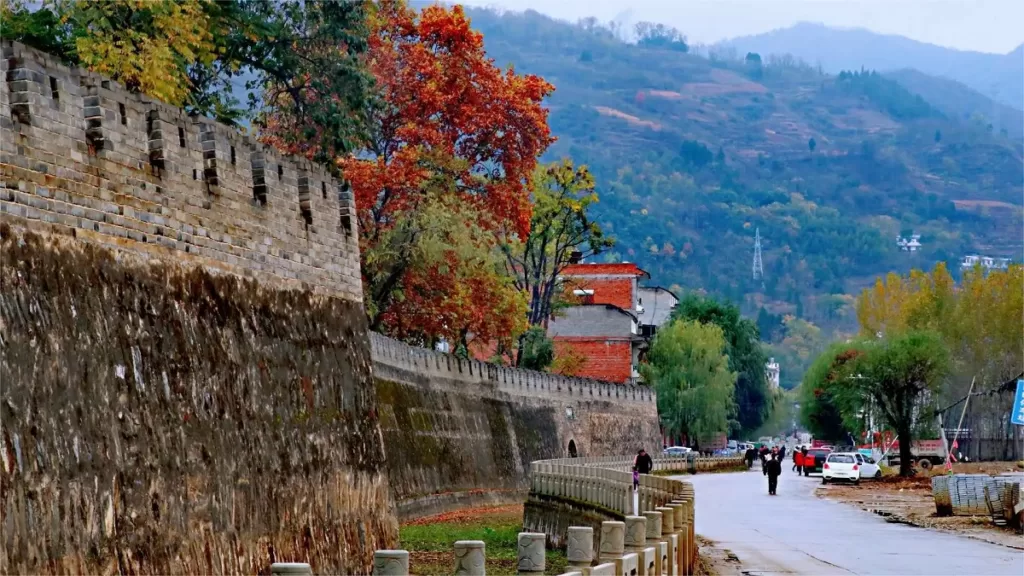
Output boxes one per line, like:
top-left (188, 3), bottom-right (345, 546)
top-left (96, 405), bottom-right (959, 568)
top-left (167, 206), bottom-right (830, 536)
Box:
top-left (822, 452), bottom-right (862, 484)
top-left (663, 446), bottom-right (692, 456)
top-left (854, 452), bottom-right (882, 479)
top-left (804, 448), bottom-right (832, 475)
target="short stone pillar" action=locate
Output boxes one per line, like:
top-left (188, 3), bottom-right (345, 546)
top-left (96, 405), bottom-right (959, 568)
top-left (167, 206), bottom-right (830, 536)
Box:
top-left (270, 563), bottom-right (312, 575)
top-left (373, 550), bottom-right (410, 575)
top-left (567, 526), bottom-right (594, 570)
top-left (517, 532), bottom-right (546, 573)
top-left (625, 515), bottom-right (656, 576)
top-left (454, 540), bottom-right (486, 575)
top-left (642, 511), bottom-right (663, 575)
top-left (590, 562), bottom-right (617, 576)
top-left (668, 502), bottom-right (688, 576)
top-left (655, 507), bottom-right (678, 576)
top-left (599, 521), bottom-right (627, 575)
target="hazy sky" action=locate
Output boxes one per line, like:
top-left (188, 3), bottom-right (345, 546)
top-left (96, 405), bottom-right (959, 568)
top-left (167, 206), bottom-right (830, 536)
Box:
top-left (459, 0), bottom-right (1024, 54)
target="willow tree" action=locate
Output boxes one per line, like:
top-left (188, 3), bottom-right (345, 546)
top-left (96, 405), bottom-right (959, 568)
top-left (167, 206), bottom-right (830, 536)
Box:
top-left (641, 319), bottom-right (737, 446)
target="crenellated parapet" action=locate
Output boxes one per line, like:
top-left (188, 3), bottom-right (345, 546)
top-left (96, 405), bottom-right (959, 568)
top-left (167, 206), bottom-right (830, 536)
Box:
top-left (0, 41), bottom-right (361, 300)
top-left (369, 332), bottom-right (657, 404)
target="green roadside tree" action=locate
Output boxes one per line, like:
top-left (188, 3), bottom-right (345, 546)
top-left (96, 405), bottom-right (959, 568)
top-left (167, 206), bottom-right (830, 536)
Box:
top-left (802, 331), bottom-right (951, 476)
top-left (671, 294), bottom-right (771, 435)
top-left (641, 319), bottom-right (737, 445)
top-left (798, 343), bottom-right (864, 442)
top-left (842, 331), bottom-right (951, 477)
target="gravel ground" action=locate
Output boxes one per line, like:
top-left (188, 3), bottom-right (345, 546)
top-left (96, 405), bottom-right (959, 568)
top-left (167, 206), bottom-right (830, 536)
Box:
top-left (817, 467), bottom-right (1024, 550)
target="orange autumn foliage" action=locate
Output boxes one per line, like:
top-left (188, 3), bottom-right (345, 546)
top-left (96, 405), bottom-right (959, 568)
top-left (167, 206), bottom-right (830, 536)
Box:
top-left (342, 0), bottom-right (554, 238)
top-left (340, 0), bottom-right (553, 345)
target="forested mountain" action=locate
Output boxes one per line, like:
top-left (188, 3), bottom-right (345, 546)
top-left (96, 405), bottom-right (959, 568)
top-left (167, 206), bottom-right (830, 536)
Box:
top-left (716, 22), bottom-right (1024, 111)
top-left (462, 7), bottom-right (1023, 338)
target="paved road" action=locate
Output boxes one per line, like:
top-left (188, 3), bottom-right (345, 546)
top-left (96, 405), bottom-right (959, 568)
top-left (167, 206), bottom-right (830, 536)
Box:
top-left (676, 468), bottom-right (1024, 575)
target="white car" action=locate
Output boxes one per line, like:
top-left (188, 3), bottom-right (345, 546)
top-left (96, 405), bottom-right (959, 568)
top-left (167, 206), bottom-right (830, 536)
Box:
top-left (663, 446), bottom-right (692, 456)
top-left (853, 452), bottom-right (882, 479)
top-left (822, 452), bottom-right (863, 484)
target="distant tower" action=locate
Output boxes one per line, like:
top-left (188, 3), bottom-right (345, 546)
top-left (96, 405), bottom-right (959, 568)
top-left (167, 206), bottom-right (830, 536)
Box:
top-left (753, 227), bottom-right (764, 284)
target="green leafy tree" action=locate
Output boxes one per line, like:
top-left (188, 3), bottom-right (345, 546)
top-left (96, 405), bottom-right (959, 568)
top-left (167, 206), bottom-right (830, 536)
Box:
top-left (518, 326), bottom-right (555, 371)
top-left (798, 343), bottom-right (863, 442)
top-left (671, 295), bottom-right (771, 435)
top-left (641, 320), bottom-right (737, 444)
top-left (238, 0), bottom-right (374, 163)
top-left (840, 331), bottom-right (952, 476)
top-left (500, 159), bottom-right (614, 331)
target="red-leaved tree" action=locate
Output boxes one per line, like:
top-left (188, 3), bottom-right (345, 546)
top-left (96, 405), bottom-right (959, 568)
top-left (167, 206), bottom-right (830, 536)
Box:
top-left (266, 0), bottom-right (554, 348)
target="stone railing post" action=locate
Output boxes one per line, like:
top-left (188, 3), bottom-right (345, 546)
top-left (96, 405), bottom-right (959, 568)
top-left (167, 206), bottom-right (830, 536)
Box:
top-left (517, 533), bottom-right (546, 574)
top-left (566, 526), bottom-right (594, 572)
top-left (271, 563), bottom-right (312, 575)
top-left (667, 502), bottom-right (688, 576)
top-left (643, 510), bottom-right (666, 576)
top-left (655, 507), bottom-right (677, 576)
top-left (373, 550), bottom-right (410, 575)
top-left (598, 521), bottom-right (630, 575)
top-left (625, 516), bottom-right (657, 576)
top-left (454, 540), bottom-right (486, 575)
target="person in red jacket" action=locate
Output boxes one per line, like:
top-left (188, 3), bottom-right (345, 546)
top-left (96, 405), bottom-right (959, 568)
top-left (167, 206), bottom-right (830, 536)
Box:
top-left (793, 449), bottom-right (803, 472)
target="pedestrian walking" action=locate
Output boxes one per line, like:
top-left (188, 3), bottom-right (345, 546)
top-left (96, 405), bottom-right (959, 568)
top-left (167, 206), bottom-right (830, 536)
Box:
top-left (633, 448), bottom-right (653, 491)
top-left (779, 445), bottom-right (786, 462)
top-left (801, 446), bottom-right (810, 477)
top-left (766, 453), bottom-right (782, 495)
top-left (744, 447), bottom-right (755, 469)
top-left (793, 449), bottom-right (802, 472)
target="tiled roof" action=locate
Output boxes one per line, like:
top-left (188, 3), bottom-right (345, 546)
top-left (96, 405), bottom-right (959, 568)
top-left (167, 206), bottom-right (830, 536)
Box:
top-left (561, 263), bottom-right (649, 277)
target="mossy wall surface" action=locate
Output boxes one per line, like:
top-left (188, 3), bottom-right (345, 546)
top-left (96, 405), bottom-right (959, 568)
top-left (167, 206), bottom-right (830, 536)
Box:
top-left (0, 227), bottom-right (396, 575)
top-left (374, 364), bottom-right (661, 520)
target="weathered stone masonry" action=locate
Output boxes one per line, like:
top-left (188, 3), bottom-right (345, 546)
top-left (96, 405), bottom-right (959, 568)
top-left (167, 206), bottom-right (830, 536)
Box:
top-left (0, 41), bottom-right (362, 301)
top-left (0, 41), bottom-right (382, 575)
top-left (371, 334), bottom-right (661, 520)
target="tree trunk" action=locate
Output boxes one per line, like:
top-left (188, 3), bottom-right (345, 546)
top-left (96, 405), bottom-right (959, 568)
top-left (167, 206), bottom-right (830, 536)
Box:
top-left (898, 425), bottom-right (915, 477)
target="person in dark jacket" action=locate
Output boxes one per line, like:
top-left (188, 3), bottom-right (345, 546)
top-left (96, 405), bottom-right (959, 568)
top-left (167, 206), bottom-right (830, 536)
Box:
top-left (632, 448), bottom-right (653, 490)
top-left (779, 445), bottom-right (787, 462)
top-left (744, 447), bottom-right (756, 469)
top-left (801, 446), bottom-right (810, 476)
top-left (766, 453), bottom-right (782, 495)
top-left (759, 446), bottom-right (770, 475)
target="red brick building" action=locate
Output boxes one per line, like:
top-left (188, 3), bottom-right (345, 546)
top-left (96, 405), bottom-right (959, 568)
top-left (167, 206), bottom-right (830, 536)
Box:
top-left (548, 263), bottom-right (650, 384)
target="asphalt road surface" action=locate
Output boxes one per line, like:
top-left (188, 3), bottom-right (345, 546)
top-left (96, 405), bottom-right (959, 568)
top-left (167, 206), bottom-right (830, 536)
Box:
top-left (677, 467), bottom-right (1024, 575)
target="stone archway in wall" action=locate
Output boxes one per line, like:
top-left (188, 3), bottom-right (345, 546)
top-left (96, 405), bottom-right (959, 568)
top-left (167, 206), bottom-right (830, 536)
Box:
top-left (568, 439), bottom-right (578, 458)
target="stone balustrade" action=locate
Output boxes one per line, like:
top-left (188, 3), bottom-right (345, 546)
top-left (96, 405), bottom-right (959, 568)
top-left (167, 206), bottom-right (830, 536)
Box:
top-left (350, 453), bottom-right (742, 576)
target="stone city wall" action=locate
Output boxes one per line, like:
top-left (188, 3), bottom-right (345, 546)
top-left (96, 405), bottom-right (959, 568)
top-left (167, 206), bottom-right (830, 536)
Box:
top-left (0, 227), bottom-right (394, 575)
top-left (0, 41), bottom-right (362, 301)
top-left (0, 41), bottom-right (387, 575)
top-left (370, 334), bottom-right (662, 519)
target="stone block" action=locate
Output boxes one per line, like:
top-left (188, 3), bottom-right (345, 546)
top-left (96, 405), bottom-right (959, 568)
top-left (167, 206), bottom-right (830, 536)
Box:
top-left (454, 540), bottom-right (486, 576)
top-left (624, 516), bottom-right (647, 548)
top-left (567, 526), bottom-right (594, 566)
top-left (270, 563), bottom-right (313, 575)
top-left (599, 521), bottom-right (625, 556)
top-left (642, 511), bottom-right (662, 539)
top-left (517, 533), bottom-right (546, 573)
top-left (590, 562), bottom-right (617, 576)
top-left (373, 550), bottom-right (410, 576)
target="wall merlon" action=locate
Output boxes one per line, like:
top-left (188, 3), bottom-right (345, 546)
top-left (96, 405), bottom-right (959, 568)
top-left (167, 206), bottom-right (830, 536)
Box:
top-left (369, 332), bottom-right (656, 406)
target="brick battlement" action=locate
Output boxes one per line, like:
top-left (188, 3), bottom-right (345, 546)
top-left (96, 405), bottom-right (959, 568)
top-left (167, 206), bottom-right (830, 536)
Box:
top-left (0, 41), bottom-right (361, 300)
top-left (370, 332), bottom-right (657, 404)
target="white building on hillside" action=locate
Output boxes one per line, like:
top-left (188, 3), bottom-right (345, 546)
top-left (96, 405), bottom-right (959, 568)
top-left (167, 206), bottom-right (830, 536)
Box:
top-left (766, 358), bottom-right (780, 390)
